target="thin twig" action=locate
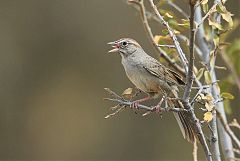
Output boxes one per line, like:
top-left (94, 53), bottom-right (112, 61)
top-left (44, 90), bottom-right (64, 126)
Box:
top-left (166, 0), bottom-right (188, 18)
top-left (229, 119), bottom-right (240, 130)
top-left (148, 0), bottom-right (189, 73)
top-left (193, 139), bottom-right (198, 161)
top-left (183, 0), bottom-right (196, 103)
top-left (195, 3), bottom-right (218, 32)
top-left (157, 44), bottom-right (175, 48)
top-left (233, 148), bottom-right (240, 155)
top-left (128, 0), bottom-right (185, 76)
top-left (104, 97), bottom-right (188, 113)
top-left (147, 1), bottom-right (212, 160)
top-left (105, 105), bottom-right (126, 119)
top-left (104, 88), bottom-right (123, 100)
top-left (216, 110), bottom-right (240, 150)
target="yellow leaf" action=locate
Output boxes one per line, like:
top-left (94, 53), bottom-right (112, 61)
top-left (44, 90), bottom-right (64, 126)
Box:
top-left (209, 50), bottom-right (216, 68)
top-left (208, 18), bottom-right (223, 30)
top-left (196, 68), bottom-right (204, 80)
top-left (213, 35), bottom-right (219, 47)
top-left (122, 88), bottom-right (133, 99)
top-left (205, 102), bottom-right (214, 111)
top-left (204, 71), bottom-right (212, 84)
top-left (202, 3), bottom-right (209, 13)
top-left (165, 12), bottom-right (173, 18)
top-left (206, 94), bottom-right (214, 102)
top-left (178, 19), bottom-right (190, 28)
top-left (201, 0), bottom-right (208, 5)
top-left (215, 83), bottom-right (221, 93)
top-left (204, 112), bottom-right (213, 122)
top-left (154, 35), bottom-right (161, 44)
top-left (174, 30), bottom-right (180, 35)
top-left (196, 93), bottom-right (206, 101)
top-left (193, 66), bottom-right (198, 75)
top-left (221, 12), bottom-right (233, 27)
top-left (221, 92), bottom-right (234, 100)
top-left (154, 35), bottom-right (172, 44)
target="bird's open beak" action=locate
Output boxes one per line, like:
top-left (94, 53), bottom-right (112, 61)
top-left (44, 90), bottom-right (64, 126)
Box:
top-left (107, 41), bottom-right (119, 53)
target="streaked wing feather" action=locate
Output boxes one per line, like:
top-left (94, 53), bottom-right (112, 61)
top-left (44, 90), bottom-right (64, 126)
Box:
top-left (143, 57), bottom-right (184, 85)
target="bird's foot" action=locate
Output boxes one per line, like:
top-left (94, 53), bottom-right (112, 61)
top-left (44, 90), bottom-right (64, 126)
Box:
top-left (152, 104), bottom-right (162, 113)
top-left (130, 100), bottom-right (140, 109)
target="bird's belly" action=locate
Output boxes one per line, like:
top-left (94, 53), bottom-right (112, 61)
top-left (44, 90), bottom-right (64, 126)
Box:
top-left (126, 68), bottom-right (163, 94)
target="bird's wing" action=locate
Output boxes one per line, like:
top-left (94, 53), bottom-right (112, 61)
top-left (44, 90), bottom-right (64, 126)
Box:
top-left (143, 56), bottom-right (185, 85)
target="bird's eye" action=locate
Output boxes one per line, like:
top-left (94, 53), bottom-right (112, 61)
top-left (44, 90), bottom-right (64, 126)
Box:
top-left (120, 41), bottom-right (128, 48)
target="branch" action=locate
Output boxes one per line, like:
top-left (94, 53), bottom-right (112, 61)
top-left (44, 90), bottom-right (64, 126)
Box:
top-left (209, 0), bottom-right (234, 160)
top-left (146, 1), bottom-right (212, 161)
top-left (128, 0), bottom-right (185, 76)
top-left (104, 88), bottom-right (189, 119)
top-left (216, 110), bottom-right (240, 150)
top-left (195, 1), bottom-right (234, 160)
top-left (148, 0), bottom-right (189, 73)
top-left (195, 3), bottom-right (218, 33)
top-left (104, 97), bottom-right (188, 112)
top-left (182, 0), bottom-right (195, 100)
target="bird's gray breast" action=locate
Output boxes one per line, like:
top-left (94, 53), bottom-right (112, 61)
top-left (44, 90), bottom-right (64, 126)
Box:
top-left (121, 54), bottom-right (162, 94)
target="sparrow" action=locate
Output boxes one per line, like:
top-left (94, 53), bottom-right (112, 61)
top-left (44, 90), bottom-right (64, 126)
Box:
top-left (108, 38), bottom-right (195, 143)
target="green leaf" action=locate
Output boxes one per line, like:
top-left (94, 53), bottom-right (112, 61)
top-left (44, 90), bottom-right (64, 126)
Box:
top-left (202, 3), bottom-right (209, 13)
top-left (216, 3), bottom-right (226, 14)
top-left (221, 92), bottom-right (235, 99)
top-left (209, 50), bottom-right (215, 68)
top-left (204, 71), bottom-right (212, 84)
top-left (164, 12), bottom-right (173, 19)
top-left (196, 68), bottom-right (205, 80)
top-left (213, 35), bottom-right (220, 46)
top-left (178, 19), bottom-right (190, 28)
top-left (224, 99), bottom-right (232, 114)
top-left (216, 3), bottom-right (233, 28)
top-left (162, 29), bottom-right (169, 35)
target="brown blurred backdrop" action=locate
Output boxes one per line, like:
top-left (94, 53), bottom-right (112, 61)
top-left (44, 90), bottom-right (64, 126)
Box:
top-left (0, 0), bottom-right (239, 160)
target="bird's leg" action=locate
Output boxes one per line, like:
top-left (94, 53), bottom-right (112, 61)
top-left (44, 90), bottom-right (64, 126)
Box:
top-left (164, 94), bottom-right (168, 109)
top-left (130, 95), bottom-right (151, 109)
top-left (154, 96), bottom-right (164, 113)
top-left (153, 93), bottom-right (168, 113)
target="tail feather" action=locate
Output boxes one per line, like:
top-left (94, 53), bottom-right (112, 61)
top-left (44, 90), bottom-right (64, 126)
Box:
top-left (169, 91), bottom-right (196, 143)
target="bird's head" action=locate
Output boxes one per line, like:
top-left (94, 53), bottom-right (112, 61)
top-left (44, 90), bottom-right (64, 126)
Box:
top-left (108, 38), bottom-right (142, 57)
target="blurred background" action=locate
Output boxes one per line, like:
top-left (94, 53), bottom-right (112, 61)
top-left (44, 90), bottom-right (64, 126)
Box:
top-left (0, 0), bottom-right (239, 160)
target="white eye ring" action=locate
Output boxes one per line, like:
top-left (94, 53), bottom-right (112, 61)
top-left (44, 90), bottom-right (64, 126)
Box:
top-left (120, 41), bottom-right (128, 48)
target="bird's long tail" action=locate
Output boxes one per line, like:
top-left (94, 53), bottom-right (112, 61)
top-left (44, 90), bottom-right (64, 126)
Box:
top-left (168, 90), bottom-right (196, 143)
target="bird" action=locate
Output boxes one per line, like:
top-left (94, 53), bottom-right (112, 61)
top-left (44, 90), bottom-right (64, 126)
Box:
top-left (107, 38), bottom-right (195, 143)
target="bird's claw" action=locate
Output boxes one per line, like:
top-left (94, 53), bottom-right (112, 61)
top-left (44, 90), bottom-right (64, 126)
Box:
top-left (152, 105), bottom-right (162, 113)
top-left (130, 101), bottom-right (140, 109)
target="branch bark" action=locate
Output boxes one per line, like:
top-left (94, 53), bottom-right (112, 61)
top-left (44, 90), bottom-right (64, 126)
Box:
top-left (148, 0), bottom-right (189, 73)
top-left (195, 1), bottom-right (235, 160)
top-left (128, 0), bottom-right (185, 76)
top-left (147, 1), bottom-right (212, 161)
